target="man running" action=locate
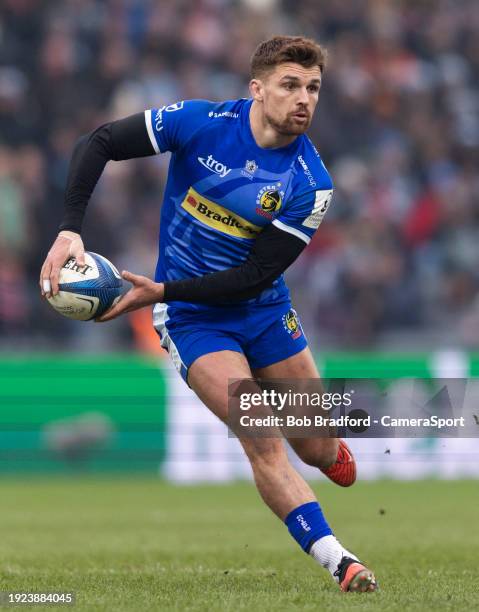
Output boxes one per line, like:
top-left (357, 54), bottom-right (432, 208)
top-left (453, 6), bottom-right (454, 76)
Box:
top-left (40, 35), bottom-right (377, 592)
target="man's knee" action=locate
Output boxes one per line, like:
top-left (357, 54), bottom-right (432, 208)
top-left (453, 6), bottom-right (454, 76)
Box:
top-left (295, 439), bottom-right (338, 470)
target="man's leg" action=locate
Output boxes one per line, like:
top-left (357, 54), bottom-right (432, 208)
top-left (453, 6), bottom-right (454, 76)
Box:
top-left (187, 349), bottom-right (376, 592)
top-left (188, 350), bottom-right (317, 518)
top-left (252, 346), bottom-right (356, 487)
top-left (250, 346), bottom-right (376, 591)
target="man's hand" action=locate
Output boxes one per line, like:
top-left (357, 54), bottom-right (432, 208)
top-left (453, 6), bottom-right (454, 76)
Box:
top-left (96, 271), bottom-right (164, 322)
top-left (40, 231), bottom-right (85, 298)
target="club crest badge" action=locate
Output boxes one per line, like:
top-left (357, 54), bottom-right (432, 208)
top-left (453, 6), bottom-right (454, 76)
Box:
top-left (256, 184), bottom-right (284, 219)
top-left (282, 309), bottom-right (303, 340)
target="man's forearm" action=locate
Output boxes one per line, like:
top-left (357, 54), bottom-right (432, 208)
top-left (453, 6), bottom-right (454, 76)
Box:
top-left (162, 224), bottom-right (306, 304)
top-left (163, 263), bottom-right (270, 303)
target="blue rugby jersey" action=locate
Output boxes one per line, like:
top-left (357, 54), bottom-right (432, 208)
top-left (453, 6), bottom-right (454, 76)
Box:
top-left (144, 98), bottom-right (333, 311)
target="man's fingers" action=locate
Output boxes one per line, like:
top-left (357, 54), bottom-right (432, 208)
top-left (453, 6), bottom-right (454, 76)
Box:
top-left (95, 305), bottom-right (122, 323)
top-left (41, 261), bottom-right (53, 297)
top-left (95, 295), bottom-right (130, 322)
top-left (75, 254), bottom-right (86, 267)
top-left (50, 267), bottom-right (62, 296)
top-left (40, 234), bottom-right (85, 298)
top-left (121, 270), bottom-right (136, 283)
top-left (40, 256), bottom-right (69, 297)
top-left (42, 279), bottom-right (52, 295)
top-left (39, 263), bottom-right (47, 293)
top-left (71, 244), bottom-right (86, 267)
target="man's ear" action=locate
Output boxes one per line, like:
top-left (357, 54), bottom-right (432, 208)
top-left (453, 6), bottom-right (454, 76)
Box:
top-left (249, 79), bottom-right (264, 102)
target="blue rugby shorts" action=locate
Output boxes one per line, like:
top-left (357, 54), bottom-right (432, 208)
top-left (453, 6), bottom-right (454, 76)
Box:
top-left (153, 301), bottom-right (308, 383)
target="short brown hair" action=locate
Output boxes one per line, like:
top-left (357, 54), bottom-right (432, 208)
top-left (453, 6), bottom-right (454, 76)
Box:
top-left (250, 35), bottom-right (328, 79)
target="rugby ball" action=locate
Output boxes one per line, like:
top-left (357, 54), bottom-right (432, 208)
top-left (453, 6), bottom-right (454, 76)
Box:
top-left (47, 252), bottom-right (123, 321)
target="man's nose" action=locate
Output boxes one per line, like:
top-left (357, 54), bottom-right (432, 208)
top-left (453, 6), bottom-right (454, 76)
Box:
top-left (297, 87), bottom-right (309, 105)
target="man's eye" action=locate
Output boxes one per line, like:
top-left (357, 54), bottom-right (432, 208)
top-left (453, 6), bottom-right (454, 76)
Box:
top-left (308, 85), bottom-right (319, 93)
top-left (283, 83), bottom-right (294, 90)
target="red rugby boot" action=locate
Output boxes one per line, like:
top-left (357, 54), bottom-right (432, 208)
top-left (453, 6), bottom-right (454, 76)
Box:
top-left (334, 556), bottom-right (378, 592)
top-left (320, 439), bottom-right (356, 487)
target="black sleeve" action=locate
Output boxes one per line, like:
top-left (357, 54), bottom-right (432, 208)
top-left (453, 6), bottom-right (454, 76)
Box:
top-left (59, 113), bottom-right (156, 233)
top-left (163, 224), bottom-right (308, 304)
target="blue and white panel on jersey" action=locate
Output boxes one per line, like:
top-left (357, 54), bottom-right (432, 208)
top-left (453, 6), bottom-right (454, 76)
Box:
top-left (272, 188), bottom-right (333, 244)
top-left (144, 100), bottom-right (213, 153)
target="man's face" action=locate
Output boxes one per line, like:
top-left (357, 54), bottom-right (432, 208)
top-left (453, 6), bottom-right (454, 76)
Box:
top-left (251, 62), bottom-right (322, 136)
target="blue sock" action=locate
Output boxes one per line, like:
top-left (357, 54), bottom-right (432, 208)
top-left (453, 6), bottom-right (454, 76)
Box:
top-left (285, 501), bottom-right (333, 553)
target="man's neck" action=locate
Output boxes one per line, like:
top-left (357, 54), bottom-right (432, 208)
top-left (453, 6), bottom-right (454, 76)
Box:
top-left (249, 100), bottom-right (298, 149)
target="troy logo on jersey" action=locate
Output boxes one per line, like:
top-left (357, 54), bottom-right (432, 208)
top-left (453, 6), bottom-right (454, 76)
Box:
top-left (182, 187), bottom-right (261, 239)
top-left (197, 154), bottom-right (232, 178)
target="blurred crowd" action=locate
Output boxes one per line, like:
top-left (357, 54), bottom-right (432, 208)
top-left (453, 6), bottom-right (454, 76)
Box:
top-left (1, 0), bottom-right (478, 350)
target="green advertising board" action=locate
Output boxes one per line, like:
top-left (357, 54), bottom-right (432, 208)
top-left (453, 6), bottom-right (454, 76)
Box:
top-left (1, 352), bottom-right (477, 473)
top-left (0, 356), bottom-right (167, 473)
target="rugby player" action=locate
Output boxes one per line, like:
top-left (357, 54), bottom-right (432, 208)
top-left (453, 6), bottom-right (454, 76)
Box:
top-left (40, 36), bottom-right (377, 592)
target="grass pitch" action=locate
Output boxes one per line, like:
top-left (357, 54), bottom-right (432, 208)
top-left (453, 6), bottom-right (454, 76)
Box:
top-left (0, 478), bottom-right (477, 611)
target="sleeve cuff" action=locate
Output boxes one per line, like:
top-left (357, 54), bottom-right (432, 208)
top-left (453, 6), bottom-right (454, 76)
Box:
top-left (144, 110), bottom-right (160, 154)
top-left (272, 219), bottom-right (311, 244)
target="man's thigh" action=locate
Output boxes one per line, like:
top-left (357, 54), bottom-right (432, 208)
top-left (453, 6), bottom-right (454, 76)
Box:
top-left (252, 347), bottom-right (338, 463)
top-left (188, 350), bottom-right (253, 422)
top-left (251, 346), bottom-right (319, 379)
top-left (188, 350), bottom-right (286, 461)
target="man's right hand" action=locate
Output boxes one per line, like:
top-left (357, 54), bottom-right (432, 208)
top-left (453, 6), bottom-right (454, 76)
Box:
top-left (40, 231), bottom-right (85, 298)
